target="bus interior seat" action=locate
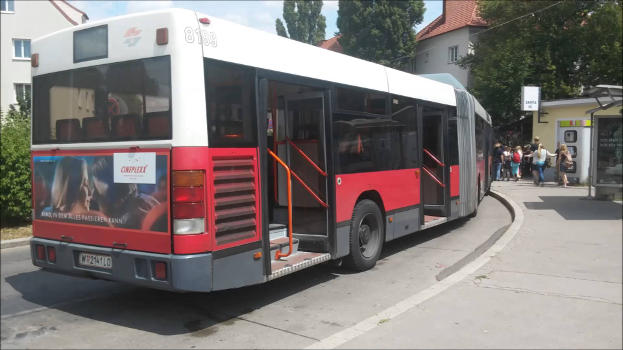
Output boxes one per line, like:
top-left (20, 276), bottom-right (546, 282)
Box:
top-left (111, 114), bottom-right (140, 139)
top-left (143, 112), bottom-right (170, 138)
top-left (83, 117), bottom-right (109, 140)
top-left (56, 118), bottom-right (81, 142)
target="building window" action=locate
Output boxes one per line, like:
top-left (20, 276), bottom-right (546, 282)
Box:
top-left (1, 0), bottom-right (15, 12)
top-left (13, 39), bottom-right (31, 59)
top-left (15, 83), bottom-right (31, 103)
top-left (448, 45), bottom-right (458, 63)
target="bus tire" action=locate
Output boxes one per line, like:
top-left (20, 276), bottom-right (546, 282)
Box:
top-left (469, 203), bottom-right (478, 218)
top-left (344, 199), bottom-right (384, 272)
top-left (469, 181), bottom-right (480, 218)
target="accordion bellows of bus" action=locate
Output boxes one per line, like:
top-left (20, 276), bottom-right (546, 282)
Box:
top-left (29, 8), bottom-right (493, 292)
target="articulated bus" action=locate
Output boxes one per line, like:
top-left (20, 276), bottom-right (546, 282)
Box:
top-left (30, 9), bottom-right (493, 292)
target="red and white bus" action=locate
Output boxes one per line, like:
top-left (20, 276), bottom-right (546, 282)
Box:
top-left (29, 9), bottom-right (493, 292)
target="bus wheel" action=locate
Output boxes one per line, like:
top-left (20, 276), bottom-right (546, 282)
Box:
top-left (469, 203), bottom-right (478, 218)
top-left (469, 181), bottom-right (480, 218)
top-left (344, 199), bottom-right (384, 271)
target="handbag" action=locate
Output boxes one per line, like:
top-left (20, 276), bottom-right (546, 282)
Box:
top-left (563, 152), bottom-right (573, 167)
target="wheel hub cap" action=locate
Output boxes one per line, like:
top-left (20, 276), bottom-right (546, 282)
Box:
top-left (360, 225), bottom-right (370, 244)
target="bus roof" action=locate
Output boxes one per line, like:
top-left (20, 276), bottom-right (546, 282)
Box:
top-left (194, 9), bottom-right (457, 107)
top-left (33, 8), bottom-right (457, 107)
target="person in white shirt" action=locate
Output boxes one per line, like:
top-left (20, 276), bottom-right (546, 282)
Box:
top-left (526, 143), bottom-right (556, 186)
top-left (502, 146), bottom-right (512, 180)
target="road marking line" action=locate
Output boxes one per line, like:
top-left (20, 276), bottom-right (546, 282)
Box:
top-left (305, 190), bottom-right (523, 349)
top-left (1, 292), bottom-right (118, 320)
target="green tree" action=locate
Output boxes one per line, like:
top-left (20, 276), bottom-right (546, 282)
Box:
top-left (460, 0), bottom-right (622, 126)
top-left (275, 0), bottom-right (326, 45)
top-left (337, 0), bottom-right (424, 68)
top-left (1, 90), bottom-right (32, 225)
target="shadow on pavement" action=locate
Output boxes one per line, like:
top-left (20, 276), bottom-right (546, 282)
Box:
top-left (523, 196), bottom-right (623, 220)
top-left (4, 216), bottom-right (472, 337)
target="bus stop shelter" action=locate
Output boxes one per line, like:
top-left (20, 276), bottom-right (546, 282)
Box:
top-left (585, 85), bottom-right (622, 200)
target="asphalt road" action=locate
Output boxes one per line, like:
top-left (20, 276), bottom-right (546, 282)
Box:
top-left (1, 195), bottom-right (510, 349)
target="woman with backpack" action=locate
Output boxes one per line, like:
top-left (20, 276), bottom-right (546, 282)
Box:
top-left (511, 146), bottom-right (522, 181)
top-left (557, 143), bottom-right (573, 187)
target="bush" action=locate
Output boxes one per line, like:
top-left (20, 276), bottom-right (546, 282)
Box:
top-left (1, 92), bottom-right (32, 225)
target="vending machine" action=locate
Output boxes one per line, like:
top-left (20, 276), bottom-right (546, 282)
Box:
top-left (557, 120), bottom-right (591, 184)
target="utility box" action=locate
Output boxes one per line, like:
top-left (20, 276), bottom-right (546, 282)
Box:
top-left (592, 115), bottom-right (623, 199)
top-left (556, 120), bottom-right (591, 184)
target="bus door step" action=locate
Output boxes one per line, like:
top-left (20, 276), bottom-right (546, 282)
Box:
top-left (269, 223), bottom-right (287, 240)
top-left (269, 236), bottom-right (300, 258)
top-left (422, 216), bottom-right (448, 230)
top-left (268, 252), bottom-right (331, 281)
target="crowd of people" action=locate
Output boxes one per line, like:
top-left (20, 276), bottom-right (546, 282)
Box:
top-left (492, 136), bottom-right (574, 187)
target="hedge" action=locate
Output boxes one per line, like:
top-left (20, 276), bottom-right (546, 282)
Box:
top-left (1, 94), bottom-right (32, 225)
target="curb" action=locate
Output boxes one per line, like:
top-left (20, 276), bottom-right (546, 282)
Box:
top-left (1, 237), bottom-right (31, 249)
top-left (435, 190), bottom-right (517, 281)
top-left (306, 189), bottom-right (525, 349)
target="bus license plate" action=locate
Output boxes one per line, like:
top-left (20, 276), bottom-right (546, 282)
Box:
top-left (79, 252), bottom-right (112, 269)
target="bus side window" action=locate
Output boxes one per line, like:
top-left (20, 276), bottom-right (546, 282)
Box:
top-left (204, 59), bottom-right (257, 147)
top-left (336, 87), bottom-right (386, 115)
top-left (391, 96), bottom-right (418, 169)
top-left (447, 107), bottom-right (459, 166)
top-left (333, 113), bottom-right (407, 174)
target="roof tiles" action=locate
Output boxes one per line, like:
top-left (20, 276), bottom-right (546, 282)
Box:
top-left (416, 0), bottom-right (487, 41)
top-left (318, 35), bottom-right (343, 53)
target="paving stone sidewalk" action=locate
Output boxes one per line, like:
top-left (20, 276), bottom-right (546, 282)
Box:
top-left (342, 180), bottom-right (623, 349)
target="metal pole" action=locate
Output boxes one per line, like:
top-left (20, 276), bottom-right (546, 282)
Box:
top-left (587, 112), bottom-right (595, 198)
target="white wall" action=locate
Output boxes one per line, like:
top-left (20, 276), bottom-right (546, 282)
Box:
top-left (1, 0), bottom-right (84, 115)
top-left (414, 27), bottom-right (482, 88)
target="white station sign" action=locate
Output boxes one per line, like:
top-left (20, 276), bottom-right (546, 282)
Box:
top-left (113, 152), bottom-right (156, 184)
top-left (521, 86), bottom-right (540, 111)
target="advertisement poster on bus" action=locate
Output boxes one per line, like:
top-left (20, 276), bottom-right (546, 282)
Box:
top-left (32, 153), bottom-right (169, 232)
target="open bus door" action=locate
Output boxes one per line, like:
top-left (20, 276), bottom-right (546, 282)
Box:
top-left (419, 104), bottom-right (450, 226)
top-left (277, 92), bottom-right (329, 239)
top-left (259, 79), bottom-right (332, 278)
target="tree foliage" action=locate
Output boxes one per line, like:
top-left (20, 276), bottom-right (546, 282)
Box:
top-left (275, 0), bottom-right (326, 45)
top-left (1, 91), bottom-right (32, 225)
top-left (460, 0), bottom-right (622, 126)
top-left (337, 0), bottom-right (424, 68)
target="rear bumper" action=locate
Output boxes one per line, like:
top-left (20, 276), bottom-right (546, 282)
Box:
top-left (30, 237), bottom-right (212, 292)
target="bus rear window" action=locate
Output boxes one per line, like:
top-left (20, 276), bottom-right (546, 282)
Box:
top-left (32, 56), bottom-right (171, 144)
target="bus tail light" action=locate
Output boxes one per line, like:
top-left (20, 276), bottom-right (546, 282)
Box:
top-left (172, 170), bottom-right (205, 235)
top-left (47, 246), bottom-right (56, 263)
top-left (36, 245), bottom-right (45, 260)
top-left (173, 187), bottom-right (203, 202)
top-left (154, 261), bottom-right (167, 280)
top-left (173, 202), bottom-right (204, 219)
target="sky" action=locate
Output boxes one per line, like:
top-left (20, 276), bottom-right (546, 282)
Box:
top-left (68, 0), bottom-right (443, 40)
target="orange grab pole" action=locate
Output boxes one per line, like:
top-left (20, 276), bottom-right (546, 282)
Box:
top-left (267, 149), bottom-right (293, 260)
top-left (422, 166), bottom-right (446, 188)
top-left (423, 148), bottom-right (445, 167)
top-left (286, 137), bottom-right (327, 177)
